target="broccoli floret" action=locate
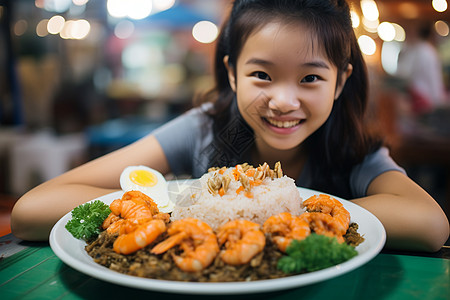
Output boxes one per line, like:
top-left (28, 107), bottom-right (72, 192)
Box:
top-left (277, 233), bottom-right (358, 274)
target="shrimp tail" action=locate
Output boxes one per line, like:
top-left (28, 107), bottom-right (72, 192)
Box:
top-left (113, 219), bottom-right (166, 255)
top-left (151, 232), bottom-right (187, 254)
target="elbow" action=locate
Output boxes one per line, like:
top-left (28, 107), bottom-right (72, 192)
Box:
top-left (385, 207), bottom-right (449, 253)
top-left (10, 201), bottom-right (50, 241)
top-left (418, 210), bottom-right (449, 253)
top-left (429, 214), bottom-right (449, 252)
top-left (10, 204), bottom-right (32, 241)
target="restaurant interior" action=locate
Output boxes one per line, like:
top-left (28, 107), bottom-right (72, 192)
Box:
top-left (0, 0), bottom-right (449, 244)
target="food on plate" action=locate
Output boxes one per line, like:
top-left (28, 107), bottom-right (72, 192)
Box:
top-left (114, 219), bottom-right (167, 255)
top-left (101, 190), bottom-right (169, 235)
top-left (217, 219), bottom-right (266, 265)
top-left (263, 212), bottom-right (311, 252)
top-left (151, 218), bottom-right (219, 272)
top-left (65, 200), bottom-right (111, 240)
top-left (277, 233), bottom-right (358, 274)
top-left (171, 162), bottom-right (304, 230)
top-left (98, 190), bottom-right (170, 254)
top-left (120, 165), bottom-right (175, 213)
top-left (64, 162), bottom-right (365, 282)
top-left (303, 194), bottom-right (350, 236)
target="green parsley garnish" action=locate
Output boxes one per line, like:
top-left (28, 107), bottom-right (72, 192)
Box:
top-left (65, 200), bottom-right (111, 240)
top-left (277, 233), bottom-right (358, 274)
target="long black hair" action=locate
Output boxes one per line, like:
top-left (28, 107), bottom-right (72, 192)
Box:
top-left (198, 0), bottom-right (382, 197)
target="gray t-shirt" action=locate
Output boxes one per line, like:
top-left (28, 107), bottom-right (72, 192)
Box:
top-left (153, 104), bottom-right (405, 198)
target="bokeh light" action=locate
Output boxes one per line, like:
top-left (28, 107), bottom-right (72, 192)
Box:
top-left (36, 19), bottom-right (49, 37)
top-left (114, 20), bottom-right (135, 39)
top-left (59, 19), bottom-right (90, 39)
top-left (192, 21), bottom-right (219, 44)
top-left (152, 0), bottom-right (176, 13)
top-left (358, 35), bottom-right (376, 55)
top-left (107, 0), bottom-right (153, 20)
top-left (350, 10), bottom-right (360, 28)
top-left (127, 0), bottom-right (152, 20)
top-left (14, 20), bottom-right (28, 36)
top-left (381, 41), bottom-right (402, 75)
top-left (362, 17), bottom-right (379, 33)
top-left (378, 22), bottom-right (396, 42)
top-left (44, 0), bottom-right (72, 13)
top-left (107, 0), bottom-right (128, 18)
top-left (392, 23), bottom-right (406, 42)
top-left (72, 0), bottom-right (89, 5)
top-left (435, 20), bottom-right (449, 36)
top-left (360, 0), bottom-right (379, 21)
top-left (47, 15), bottom-right (65, 34)
top-left (432, 0), bottom-right (448, 12)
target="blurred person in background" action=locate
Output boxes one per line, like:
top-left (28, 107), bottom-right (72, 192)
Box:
top-left (396, 22), bottom-right (447, 115)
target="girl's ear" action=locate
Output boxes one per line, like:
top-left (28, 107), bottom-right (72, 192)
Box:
top-left (334, 63), bottom-right (353, 100)
top-left (223, 55), bottom-right (237, 92)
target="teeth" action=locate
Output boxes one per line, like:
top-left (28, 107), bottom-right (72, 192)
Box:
top-left (266, 118), bottom-right (301, 128)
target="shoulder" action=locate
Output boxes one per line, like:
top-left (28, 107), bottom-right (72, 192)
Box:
top-left (350, 147), bottom-right (406, 197)
top-left (153, 103), bottom-right (214, 137)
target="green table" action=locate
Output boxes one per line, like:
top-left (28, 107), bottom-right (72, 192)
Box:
top-left (0, 236), bottom-right (449, 300)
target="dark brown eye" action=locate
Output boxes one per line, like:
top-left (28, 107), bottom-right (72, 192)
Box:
top-left (301, 75), bottom-right (318, 83)
top-left (253, 71), bottom-right (271, 81)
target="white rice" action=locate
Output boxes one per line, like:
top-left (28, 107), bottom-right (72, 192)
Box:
top-left (171, 167), bottom-right (304, 230)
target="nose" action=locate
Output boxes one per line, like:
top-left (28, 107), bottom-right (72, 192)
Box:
top-left (268, 86), bottom-right (301, 114)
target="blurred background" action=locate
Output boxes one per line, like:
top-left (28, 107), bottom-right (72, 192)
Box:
top-left (0, 0), bottom-right (449, 237)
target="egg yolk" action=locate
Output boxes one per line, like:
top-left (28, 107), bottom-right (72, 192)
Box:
top-left (129, 170), bottom-right (158, 187)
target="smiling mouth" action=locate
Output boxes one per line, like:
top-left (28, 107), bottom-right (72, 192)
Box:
top-left (264, 118), bottom-right (303, 128)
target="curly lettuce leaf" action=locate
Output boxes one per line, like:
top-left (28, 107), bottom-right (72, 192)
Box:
top-left (277, 233), bottom-right (358, 274)
top-left (65, 200), bottom-right (111, 240)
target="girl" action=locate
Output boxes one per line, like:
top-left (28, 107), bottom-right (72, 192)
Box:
top-left (11, 0), bottom-right (449, 251)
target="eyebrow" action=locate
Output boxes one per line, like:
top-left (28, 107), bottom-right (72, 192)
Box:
top-left (245, 58), bottom-right (274, 66)
top-left (303, 61), bottom-right (330, 69)
top-left (245, 58), bottom-right (330, 69)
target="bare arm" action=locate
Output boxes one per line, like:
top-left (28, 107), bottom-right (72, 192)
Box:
top-left (352, 170), bottom-right (449, 252)
top-left (11, 134), bottom-right (170, 241)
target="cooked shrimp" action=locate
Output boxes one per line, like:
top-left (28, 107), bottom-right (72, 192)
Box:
top-left (102, 213), bottom-right (121, 230)
top-left (113, 219), bottom-right (166, 255)
top-left (152, 212), bottom-right (171, 223)
top-left (303, 194), bottom-right (350, 235)
top-left (110, 191), bottom-right (159, 220)
top-left (151, 218), bottom-right (219, 272)
top-left (300, 212), bottom-right (345, 243)
top-left (103, 191), bottom-right (163, 234)
top-left (115, 217), bottom-right (159, 235)
top-left (104, 218), bottom-right (125, 234)
top-left (216, 219), bottom-right (265, 265)
top-left (263, 212), bottom-right (311, 252)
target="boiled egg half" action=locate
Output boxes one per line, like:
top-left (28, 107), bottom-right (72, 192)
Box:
top-left (120, 165), bottom-right (174, 213)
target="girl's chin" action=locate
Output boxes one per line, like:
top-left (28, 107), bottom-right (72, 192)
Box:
top-left (257, 135), bottom-right (306, 152)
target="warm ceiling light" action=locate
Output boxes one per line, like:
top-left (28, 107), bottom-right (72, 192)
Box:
top-left (47, 15), bottom-right (65, 34)
top-left (432, 0), bottom-right (448, 12)
top-left (358, 35), bottom-right (377, 55)
top-left (398, 2), bottom-right (419, 19)
top-left (192, 21), bottom-right (219, 44)
top-left (378, 22), bottom-right (396, 42)
top-left (350, 10), bottom-right (360, 28)
top-left (360, 0), bottom-right (379, 21)
top-left (392, 23), bottom-right (406, 42)
top-left (435, 20), bottom-right (449, 36)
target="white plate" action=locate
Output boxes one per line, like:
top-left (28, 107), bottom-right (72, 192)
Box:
top-left (49, 180), bottom-right (386, 295)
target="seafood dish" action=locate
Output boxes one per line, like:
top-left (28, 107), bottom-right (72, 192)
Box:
top-left (80, 163), bottom-right (364, 282)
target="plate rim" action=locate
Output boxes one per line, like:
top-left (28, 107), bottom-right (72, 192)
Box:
top-left (49, 183), bottom-right (386, 295)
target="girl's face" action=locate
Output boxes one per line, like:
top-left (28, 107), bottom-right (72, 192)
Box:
top-left (225, 21), bottom-right (352, 152)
